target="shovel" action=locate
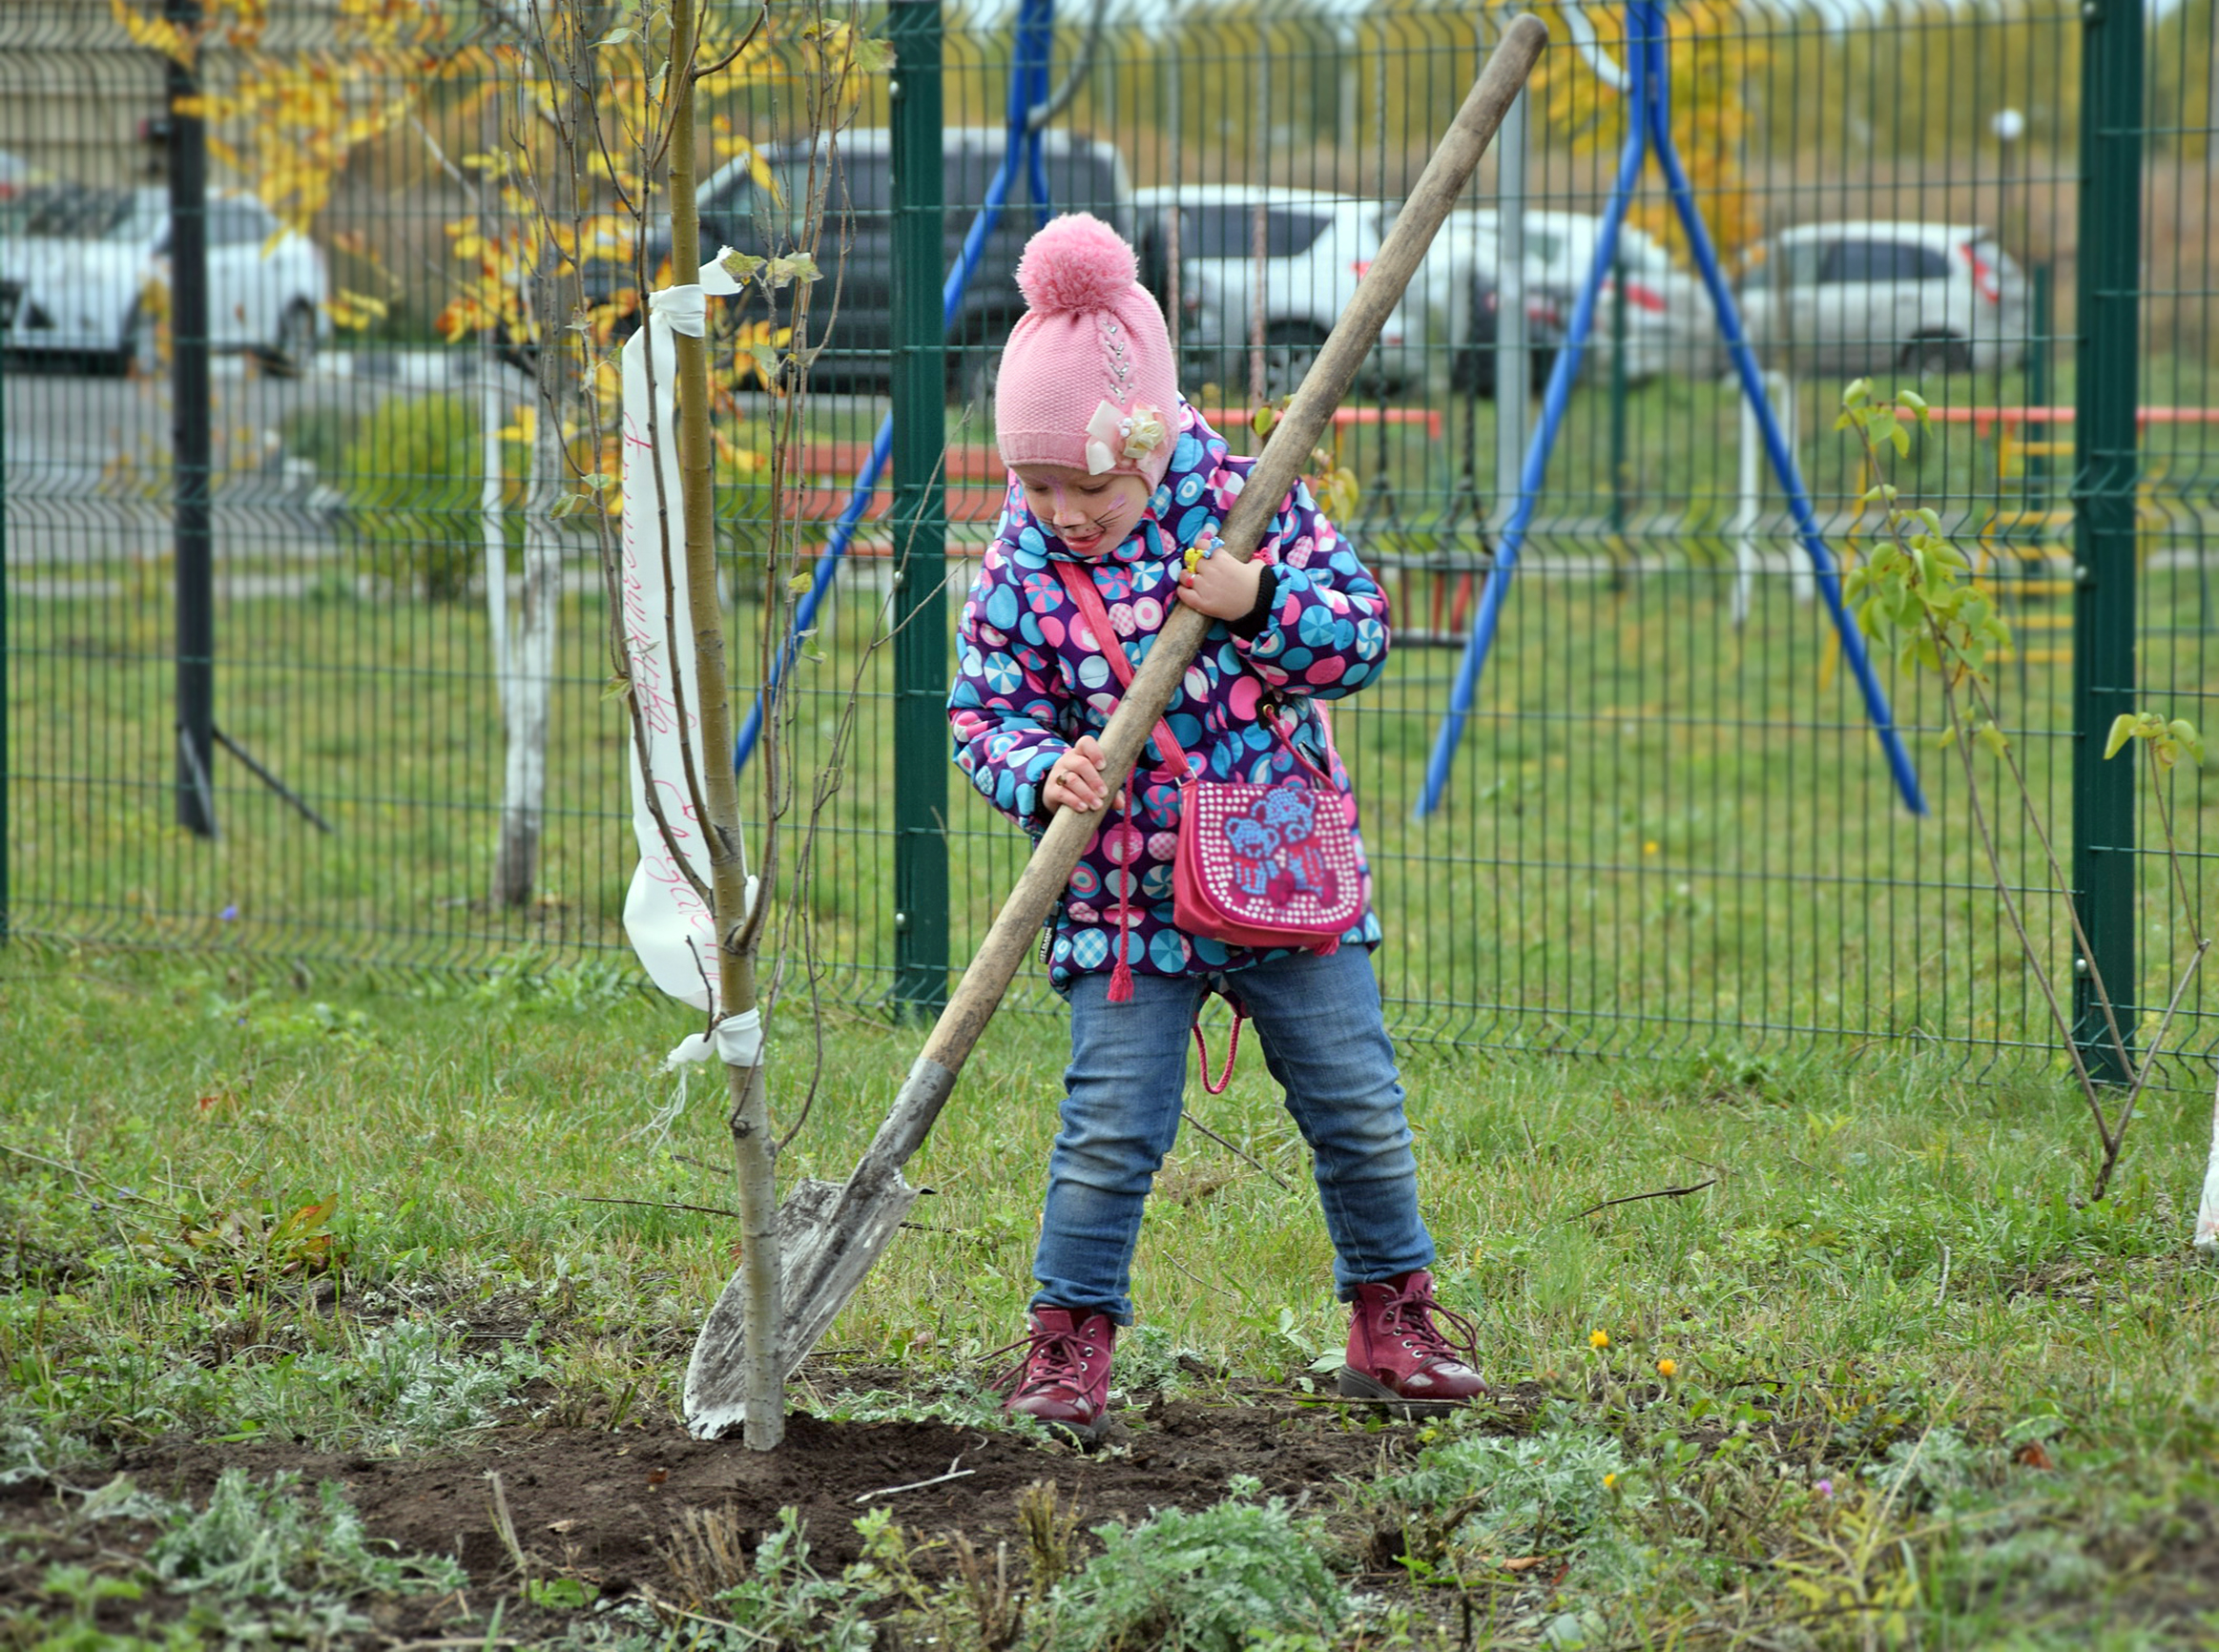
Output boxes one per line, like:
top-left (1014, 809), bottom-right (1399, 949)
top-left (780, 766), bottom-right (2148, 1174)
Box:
top-left (685, 21), bottom-right (1551, 1440)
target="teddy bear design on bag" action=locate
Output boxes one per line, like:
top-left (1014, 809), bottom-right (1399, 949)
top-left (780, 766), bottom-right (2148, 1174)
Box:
top-left (1218, 788), bottom-right (1341, 912)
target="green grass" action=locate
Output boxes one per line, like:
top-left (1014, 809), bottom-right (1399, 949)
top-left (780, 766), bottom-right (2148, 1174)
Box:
top-left (4, 946), bottom-right (2219, 1644)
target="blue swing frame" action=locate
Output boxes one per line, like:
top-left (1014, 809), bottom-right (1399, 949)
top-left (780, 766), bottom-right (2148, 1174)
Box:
top-left (1414, 0), bottom-right (1927, 818)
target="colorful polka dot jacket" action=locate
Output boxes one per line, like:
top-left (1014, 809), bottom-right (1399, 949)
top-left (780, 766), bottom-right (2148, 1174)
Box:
top-left (948, 401), bottom-right (1391, 993)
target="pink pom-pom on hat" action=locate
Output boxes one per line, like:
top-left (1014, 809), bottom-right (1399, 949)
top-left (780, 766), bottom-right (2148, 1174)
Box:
top-left (1014, 214), bottom-right (1139, 316)
top-left (995, 213), bottom-right (1180, 492)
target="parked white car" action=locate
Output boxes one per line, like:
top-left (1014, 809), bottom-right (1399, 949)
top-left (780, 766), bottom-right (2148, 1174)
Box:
top-left (1735, 222), bottom-right (2026, 376)
top-left (0, 183), bottom-right (327, 375)
top-left (1130, 185), bottom-right (1419, 398)
top-left (1418, 208), bottom-right (1717, 384)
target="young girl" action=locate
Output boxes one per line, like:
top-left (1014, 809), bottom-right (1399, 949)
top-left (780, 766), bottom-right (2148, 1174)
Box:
top-left (947, 214), bottom-right (1481, 1440)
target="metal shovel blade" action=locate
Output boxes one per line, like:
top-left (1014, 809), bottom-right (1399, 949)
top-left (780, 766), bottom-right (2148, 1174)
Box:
top-left (682, 1168), bottom-right (923, 1438)
top-left (683, 1054), bottom-right (954, 1438)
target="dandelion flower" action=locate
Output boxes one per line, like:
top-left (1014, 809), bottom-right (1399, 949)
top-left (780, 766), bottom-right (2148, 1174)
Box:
top-left (1656, 1358), bottom-right (1677, 1378)
top-left (1589, 1329), bottom-right (1609, 1351)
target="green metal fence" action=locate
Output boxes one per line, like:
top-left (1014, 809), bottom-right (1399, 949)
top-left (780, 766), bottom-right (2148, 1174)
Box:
top-left (3, 1), bottom-right (2214, 1077)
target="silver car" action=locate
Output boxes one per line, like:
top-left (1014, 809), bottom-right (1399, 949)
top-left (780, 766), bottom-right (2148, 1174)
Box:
top-left (1735, 221), bottom-right (2026, 376)
top-left (1414, 208), bottom-right (1717, 386)
top-left (0, 183), bottom-right (327, 376)
top-left (1130, 185), bottom-right (1420, 398)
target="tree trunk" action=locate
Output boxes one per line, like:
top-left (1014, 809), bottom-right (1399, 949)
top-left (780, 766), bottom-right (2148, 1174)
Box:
top-left (669, 0), bottom-right (783, 1451)
top-left (480, 345), bottom-right (524, 901)
top-left (492, 412), bottom-right (561, 910)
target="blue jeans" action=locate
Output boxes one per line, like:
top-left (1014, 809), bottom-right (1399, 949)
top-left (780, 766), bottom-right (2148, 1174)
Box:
top-left (1032, 944), bottom-right (1435, 1324)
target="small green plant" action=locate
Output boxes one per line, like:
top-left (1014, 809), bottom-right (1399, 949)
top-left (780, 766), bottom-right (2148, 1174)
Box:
top-left (0, 1415), bottom-right (99, 1488)
top-left (1837, 379), bottom-right (2209, 1202)
top-left (816, 1378), bottom-right (1054, 1442)
top-left (203, 988), bottom-right (377, 1056)
top-left (704, 1508), bottom-right (888, 1652)
top-left (346, 1315), bottom-right (549, 1448)
top-left (340, 393), bottom-right (494, 601)
top-left (146, 1468), bottom-right (465, 1604)
top-left (1039, 1477), bottom-right (1357, 1652)
top-left (29, 1564), bottom-right (200, 1652)
top-left (1370, 1418), bottom-right (1644, 1585)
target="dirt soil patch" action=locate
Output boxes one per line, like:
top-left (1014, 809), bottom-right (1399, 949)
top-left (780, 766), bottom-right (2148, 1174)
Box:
top-left (104, 1376), bottom-right (1545, 1597)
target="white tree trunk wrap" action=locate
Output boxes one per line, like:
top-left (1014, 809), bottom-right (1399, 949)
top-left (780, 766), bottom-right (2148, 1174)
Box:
top-left (618, 252), bottom-right (760, 1067)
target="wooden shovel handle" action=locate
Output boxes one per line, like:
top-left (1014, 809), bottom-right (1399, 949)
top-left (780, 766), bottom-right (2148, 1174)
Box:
top-left (862, 21), bottom-right (1549, 1173)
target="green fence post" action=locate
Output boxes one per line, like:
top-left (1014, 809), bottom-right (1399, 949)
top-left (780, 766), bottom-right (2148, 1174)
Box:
top-left (888, 0), bottom-right (949, 1017)
top-left (2070, 0), bottom-right (2143, 1083)
top-left (168, 0), bottom-right (218, 839)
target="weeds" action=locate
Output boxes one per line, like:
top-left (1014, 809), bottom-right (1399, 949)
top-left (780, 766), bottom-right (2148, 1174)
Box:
top-left (409, 955), bottom-right (639, 1014)
top-left (150, 1467), bottom-right (465, 1602)
top-left (18, 1564), bottom-right (199, 1652)
top-left (346, 1315), bottom-right (550, 1447)
top-left (815, 1378), bottom-right (1054, 1443)
top-left (2, 1302), bottom-right (546, 1454)
top-left (695, 1508), bottom-right (885, 1652)
top-left (1371, 1415), bottom-right (1643, 1586)
top-left (1039, 1478), bottom-right (1358, 1652)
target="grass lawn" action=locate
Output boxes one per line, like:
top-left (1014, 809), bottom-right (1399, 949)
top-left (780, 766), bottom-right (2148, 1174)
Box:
top-left (3, 945), bottom-right (2218, 1647)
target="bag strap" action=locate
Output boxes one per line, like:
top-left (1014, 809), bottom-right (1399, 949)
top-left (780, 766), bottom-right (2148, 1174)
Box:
top-left (1053, 559), bottom-right (1193, 780)
top-left (1258, 701), bottom-right (1338, 789)
top-left (1192, 1006), bottom-right (1244, 1096)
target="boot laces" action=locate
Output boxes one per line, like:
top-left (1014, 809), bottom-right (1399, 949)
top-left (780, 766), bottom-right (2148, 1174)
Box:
top-left (1377, 1279), bottom-right (1478, 1369)
top-left (986, 1321), bottom-right (1103, 1398)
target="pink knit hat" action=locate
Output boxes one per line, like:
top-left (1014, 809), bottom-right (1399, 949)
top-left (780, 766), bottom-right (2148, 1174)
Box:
top-left (996, 214), bottom-right (1180, 491)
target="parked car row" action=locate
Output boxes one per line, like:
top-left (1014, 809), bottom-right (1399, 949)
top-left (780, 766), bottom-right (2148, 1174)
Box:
top-left (0, 181), bottom-right (327, 376)
top-left (1418, 208), bottom-right (1709, 387)
top-left (0, 137), bottom-right (2027, 398)
top-left (689, 133), bottom-right (2030, 403)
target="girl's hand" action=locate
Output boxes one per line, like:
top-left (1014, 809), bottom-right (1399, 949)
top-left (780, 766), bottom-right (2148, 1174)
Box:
top-left (1175, 530), bottom-right (1263, 621)
top-left (1043, 734), bottom-right (1118, 814)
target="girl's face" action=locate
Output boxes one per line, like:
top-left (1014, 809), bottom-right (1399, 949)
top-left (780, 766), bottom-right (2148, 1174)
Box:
top-left (1012, 464), bottom-right (1151, 558)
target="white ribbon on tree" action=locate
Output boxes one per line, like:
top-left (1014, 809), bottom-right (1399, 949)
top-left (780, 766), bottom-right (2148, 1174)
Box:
top-left (618, 248), bottom-right (761, 1069)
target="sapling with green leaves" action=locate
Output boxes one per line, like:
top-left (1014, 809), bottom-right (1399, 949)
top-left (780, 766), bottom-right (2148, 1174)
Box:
top-left (1836, 380), bottom-right (2208, 1204)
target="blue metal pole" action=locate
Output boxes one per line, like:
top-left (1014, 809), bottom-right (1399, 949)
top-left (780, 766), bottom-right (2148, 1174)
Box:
top-left (1020, 0), bottom-right (1054, 229)
top-left (734, 0), bottom-right (1058, 772)
top-left (1415, 29), bottom-right (1651, 818)
top-left (1636, 4), bottom-right (1922, 815)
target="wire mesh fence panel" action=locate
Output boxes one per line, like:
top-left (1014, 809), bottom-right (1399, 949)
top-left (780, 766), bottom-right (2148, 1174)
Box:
top-left (1, 5), bottom-right (637, 971)
top-left (3, 1), bottom-right (2213, 1078)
